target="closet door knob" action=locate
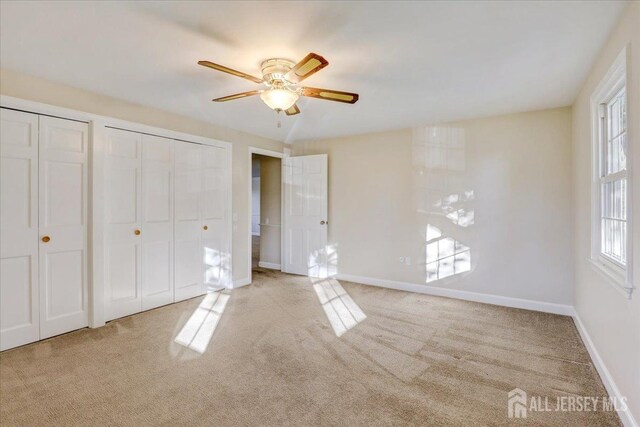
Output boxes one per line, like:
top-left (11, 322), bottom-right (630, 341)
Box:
top-left (320, 220), bottom-right (326, 225)
top-left (41, 236), bottom-right (51, 243)
top-left (134, 229), bottom-right (141, 235)
top-left (203, 225), bottom-right (208, 231)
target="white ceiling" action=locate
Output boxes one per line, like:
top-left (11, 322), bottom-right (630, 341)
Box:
top-left (0, 1), bottom-right (627, 142)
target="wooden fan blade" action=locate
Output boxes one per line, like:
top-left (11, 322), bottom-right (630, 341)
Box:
top-left (212, 90), bottom-right (261, 102)
top-left (198, 60), bottom-right (263, 84)
top-left (285, 53), bottom-right (329, 83)
top-left (285, 104), bottom-right (300, 116)
top-left (301, 87), bottom-right (359, 104)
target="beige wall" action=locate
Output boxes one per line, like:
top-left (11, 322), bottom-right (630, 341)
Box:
top-left (571, 1), bottom-right (640, 422)
top-left (258, 155), bottom-right (282, 266)
top-left (0, 68), bottom-right (283, 283)
top-left (292, 107), bottom-right (573, 304)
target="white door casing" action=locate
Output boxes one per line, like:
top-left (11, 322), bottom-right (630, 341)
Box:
top-left (283, 154), bottom-right (328, 277)
top-left (0, 109), bottom-right (40, 350)
top-left (141, 134), bottom-right (174, 310)
top-left (105, 128), bottom-right (143, 320)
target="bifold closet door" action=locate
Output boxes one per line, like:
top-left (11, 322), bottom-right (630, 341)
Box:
top-left (105, 129), bottom-right (175, 319)
top-left (141, 135), bottom-right (174, 310)
top-left (105, 128), bottom-right (143, 320)
top-left (38, 116), bottom-right (89, 339)
top-left (174, 141), bottom-right (204, 302)
top-left (202, 145), bottom-right (229, 290)
top-left (0, 109), bottom-right (40, 351)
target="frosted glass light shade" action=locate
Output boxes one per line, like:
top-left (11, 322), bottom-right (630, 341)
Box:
top-left (260, 88), bottom-right (299, 110)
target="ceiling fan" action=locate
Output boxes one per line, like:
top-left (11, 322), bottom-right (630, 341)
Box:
top-left (198, 53), bottom-right (359, 116)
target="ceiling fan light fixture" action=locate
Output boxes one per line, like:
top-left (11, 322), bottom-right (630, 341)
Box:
top-left (199, 53), bottom-right (358, 115)
top-left (260, 88), bottom-right (299, 111)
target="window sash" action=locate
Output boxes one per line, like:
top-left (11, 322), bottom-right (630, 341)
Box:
top-left (598, 87), bottom-right (628, 268)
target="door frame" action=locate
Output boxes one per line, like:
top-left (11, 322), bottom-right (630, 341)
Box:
top-left (0, 95), bottom-right (232, 331)
top-left (247, 147), bottom-right (284, 284)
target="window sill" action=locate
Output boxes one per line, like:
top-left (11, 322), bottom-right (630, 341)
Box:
top-left (587, 258), bottom-right (634, 299)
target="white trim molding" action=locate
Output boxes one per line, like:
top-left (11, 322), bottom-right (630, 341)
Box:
top-left (258, 261), bottom-right (281, 270)
top-left (233, 277), bottom-right (251, 289)
top-left (334, 274), bottom-right (574, 315)
top-left (573, 311), bottom-right (639, 427)
top-left (589, 45), bottom-right (634, 299)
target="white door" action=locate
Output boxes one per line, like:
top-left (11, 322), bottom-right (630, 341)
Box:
top-left (174, 141), bottom-right (204, 301)
top-left (283, 154), bottom-right (328, 277)
top-left (38, 116), bottom-right (89, 339)
top-left (141, 134), bottom-right (174, 310)
top-left (105, 128), bottom-right (142, 320)
top-left (202, 145), bottom-right (230, 291)
top-left (0, 109), bottom-right (40, 350)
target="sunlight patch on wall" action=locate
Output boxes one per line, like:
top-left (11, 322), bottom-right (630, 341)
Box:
top-left (425, 224), bottom-right (471, 283)
top-left (204, 248), bottom-right (231, 291)
top-left (308, 243), bottom-right (338, 279)
top-left (436, 190), bottom-right (475, 227)
top-left (313, 278), bottom-right (366, 337)
top-left (174, 291), bottom-right (230, 354)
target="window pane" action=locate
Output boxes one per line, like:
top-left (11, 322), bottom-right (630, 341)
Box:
top-left (601, 178), bottom-right (627, 266)
top-left (605, 89), bottom-right (627, 175)
top-left (607, 135), bottom-right (627, 174)
top-left (609, 97), bottom-right (620, 137)
top-left (621, 90), bottom-right (627, 132)
top-left (620, 133), bottom-right (627, 171)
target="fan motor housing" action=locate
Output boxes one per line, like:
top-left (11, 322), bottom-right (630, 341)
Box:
top-left (261, 58), bottom-right (296, 86)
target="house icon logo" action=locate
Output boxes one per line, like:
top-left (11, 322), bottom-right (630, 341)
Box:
top-left (508, 388), bottom-right (527, 419)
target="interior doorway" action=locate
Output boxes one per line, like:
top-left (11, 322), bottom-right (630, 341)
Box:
top-left (248, 148), bottom-right (283, 282)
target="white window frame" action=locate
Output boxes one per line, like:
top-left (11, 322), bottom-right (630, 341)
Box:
top-left (589, 46), bottom-right (634, 299)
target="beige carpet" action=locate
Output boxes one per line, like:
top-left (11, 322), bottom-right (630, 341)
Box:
top-left (0, 269), bottom-right (620, 426)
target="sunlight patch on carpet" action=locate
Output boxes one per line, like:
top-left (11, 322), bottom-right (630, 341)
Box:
top-left (174, 291), bottom-right (230, 354)
top-left (313, 278), bottom-right (366, 337)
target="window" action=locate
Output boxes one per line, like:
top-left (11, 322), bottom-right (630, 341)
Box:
top-left (590, 47), bottom-right (632, 297)
top-left (599, 89), bottom-right (627, 267)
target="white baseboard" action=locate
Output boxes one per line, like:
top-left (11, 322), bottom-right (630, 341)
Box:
top-left (334, 273), bottom-right (574, 316)
top-left (572, 311), bottom-right (638, 427)
top-left (258, 261), bottom-right (281, 270)
top-left (232, 277), bottom-right (251, 289)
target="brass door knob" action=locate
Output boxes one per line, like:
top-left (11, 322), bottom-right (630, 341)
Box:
top-left (41, 236), bottom-right (51, 243)
top-left (134, 229), bottom-right (141, 235)
top-left (203, 225), bottom-right (208, 231)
